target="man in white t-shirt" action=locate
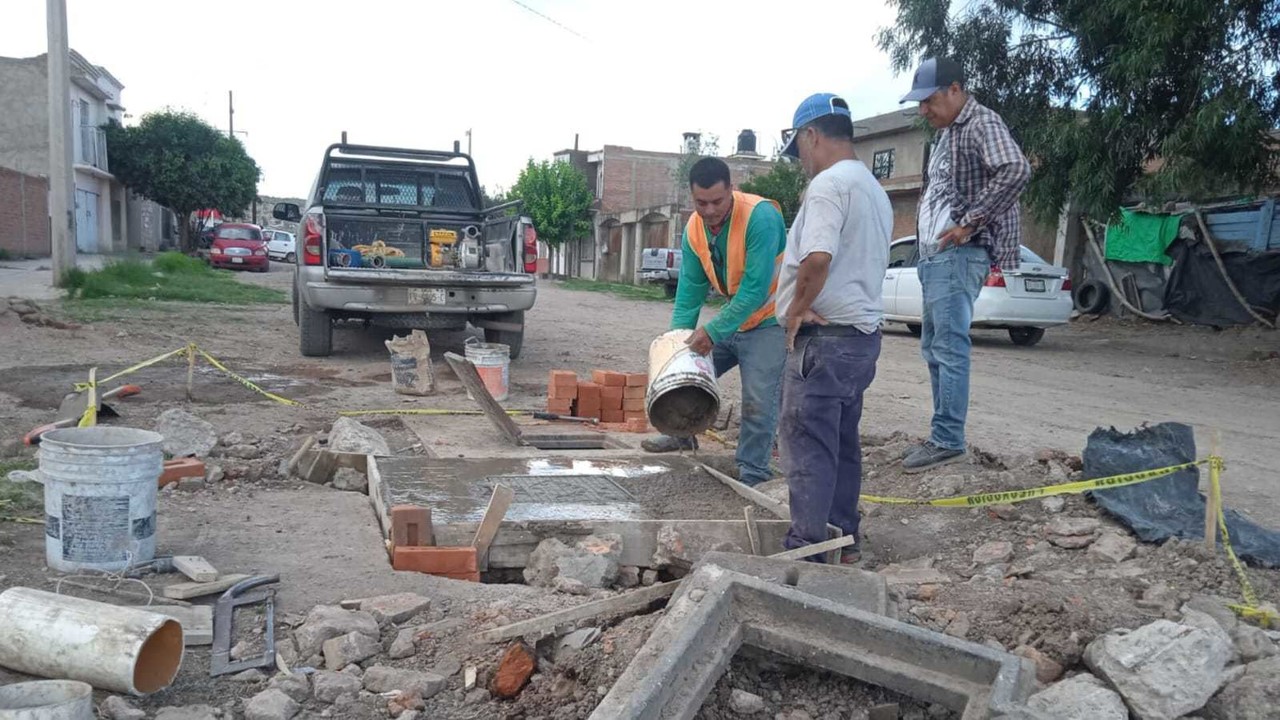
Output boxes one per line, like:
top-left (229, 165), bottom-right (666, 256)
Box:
top-left (774, 93), bottom-right (893, 562)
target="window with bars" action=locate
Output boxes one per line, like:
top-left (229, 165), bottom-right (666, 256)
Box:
top-left (872, 149), bottom-right (895, 180)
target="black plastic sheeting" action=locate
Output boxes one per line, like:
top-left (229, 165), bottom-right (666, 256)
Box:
top-left (1163, 238), bottom-right (1280, 327)
top-left (1083, 422), bottom-right (1280, 569)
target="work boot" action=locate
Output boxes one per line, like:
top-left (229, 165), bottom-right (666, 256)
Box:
top-left (641, 435), bottom-right (698, 453)
top-left (902, 441), bottom-right (967, 474)
top-left (839, 539), bottom-right (862, 565)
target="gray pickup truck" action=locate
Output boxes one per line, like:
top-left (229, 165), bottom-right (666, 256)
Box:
top-left (638, 247), bottom-right (682, 298)
top-left (274, 144), bottom-right (538, 358)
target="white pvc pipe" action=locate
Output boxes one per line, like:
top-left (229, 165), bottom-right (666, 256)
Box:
top-left (0, 680), bottom-right (93, 720)
top-left (0, 588), bottom-right (184, 696)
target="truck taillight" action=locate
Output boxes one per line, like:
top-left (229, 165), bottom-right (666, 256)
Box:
top-left (984, 266), bottom-right (1006, 288)
top-left (523, 226), bottom-right (538, 274)
top-left (667, 252), bottom-right (675, 269)
top-left (302, 213), bottom-right (325, 266)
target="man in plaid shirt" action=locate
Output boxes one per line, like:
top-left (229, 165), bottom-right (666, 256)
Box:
top-left (899, 57), bottom-right (1031, 473)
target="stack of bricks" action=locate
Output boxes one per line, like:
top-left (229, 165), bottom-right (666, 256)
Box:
top-left (545, 369), bottom-right (651, 432)
top-left (388, 505), bottom-right (479, 582)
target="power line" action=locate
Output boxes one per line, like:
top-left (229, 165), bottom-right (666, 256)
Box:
top-left (507, 0), bottom-right (590, 42)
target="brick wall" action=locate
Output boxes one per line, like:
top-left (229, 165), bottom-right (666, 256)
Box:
top-left (0, 166), bottom-right (49, 257)
top-left (598, 146), bottom-right (773, 215)
top-left (888, 191), bottom-right (919, 240)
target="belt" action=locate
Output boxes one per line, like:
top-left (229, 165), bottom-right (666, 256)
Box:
top-left (796, 324), bottom-right (874, 337)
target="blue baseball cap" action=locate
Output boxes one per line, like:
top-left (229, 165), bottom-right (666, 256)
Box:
top-left (780, 93), bottom-right (852, 158)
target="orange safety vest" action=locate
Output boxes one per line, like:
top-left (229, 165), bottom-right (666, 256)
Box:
top-left (685, 191), bottom-right (783, 332)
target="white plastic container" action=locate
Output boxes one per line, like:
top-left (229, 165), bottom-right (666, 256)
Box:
top-left (645, 330), bottom-right (721, 437)
top-left (0, 588), bottom-right (184, 696)
top-left (465, 340), bottom-right (511, 402)
top-left (0, 680), bottom-right (93, 720)
top-left (38, 427), bottom-right (163, 573)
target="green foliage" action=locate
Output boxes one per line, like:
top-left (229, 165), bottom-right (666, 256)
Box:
top-left (739, 161), bottom-right (809, 225)
top-left (61, 253), bottom-right (285, 304)
top-left (103, 111), bottom-right (259, 245)
top-left (877, 0), bottom-right (1280, 222)
top-left (481, 185), bottom-right (509, 209)
top-left (509, 160), bottom-right (594, 247)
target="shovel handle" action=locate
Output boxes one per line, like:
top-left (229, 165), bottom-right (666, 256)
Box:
top-left (24, 418), bottom-right (76, 446)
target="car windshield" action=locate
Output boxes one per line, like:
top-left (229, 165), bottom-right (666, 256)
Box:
top-left (217, 227), bottom-right (261, 241)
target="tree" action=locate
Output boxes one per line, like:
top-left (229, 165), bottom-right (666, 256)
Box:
top-left (672, 134), bottom-right (721, 205)
top-left (739, 160), bottom-right (808, 225)
top-left (509, 159), bottom-right (594, 249)
top-left (481, 185), bottom-right (509, 209)
top-left (104, 111), bottom-right (259, 250)
top-left (877, 0), bottom-right (1280, 223)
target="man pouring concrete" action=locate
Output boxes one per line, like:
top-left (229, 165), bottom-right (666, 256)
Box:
top-left (774, 93), bottom-right (892, 561)
top-left (641, 157), bottom-right (788, 489)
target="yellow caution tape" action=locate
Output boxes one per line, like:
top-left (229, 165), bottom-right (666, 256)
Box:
top-left (862, 460), bottom-right (1207, 508)
top-left (196, 348), bottom-right (302, 407)
top-left (74, 346), bottom-right (190, 390)
top-left (77, 368), bottom-right (98, 428)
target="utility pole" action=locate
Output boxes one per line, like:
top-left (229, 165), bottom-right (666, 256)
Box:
top-left (228, 90), bottom-right (234, 138)
top-left (466, 128), bottom-right (472, 155)
top-left (47, 0), bottom-right (75, 284)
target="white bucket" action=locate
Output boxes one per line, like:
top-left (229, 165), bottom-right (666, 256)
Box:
top-left (465, 340), bottom-right (511, 402)
top-left (0, 680), bottom-right (93, 720)
top-left (645, 330), bottom-right (721, 437)
top-left (38, 426), bottom-right (163, 573)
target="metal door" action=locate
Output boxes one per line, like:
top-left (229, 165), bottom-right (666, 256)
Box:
top-left (75, 189), bottom-right (99, 253)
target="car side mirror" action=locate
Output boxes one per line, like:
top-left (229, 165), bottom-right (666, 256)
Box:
top-left (273, 202), bottom-right (302, 222)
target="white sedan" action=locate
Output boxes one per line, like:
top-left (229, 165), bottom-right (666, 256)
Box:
top-left (264, 229), bottom-right (297, 263)
top-left (882, 235), bottom-right (1073, 346)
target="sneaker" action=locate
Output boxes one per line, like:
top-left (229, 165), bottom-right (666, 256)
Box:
top-left (902, 441), bottom-right (967, 474)
top-left (641, 435), bottom-right (698, 453)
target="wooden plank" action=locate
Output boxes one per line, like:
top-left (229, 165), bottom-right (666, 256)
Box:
top-left (368, 456), bottom-right (391, 539)
top-left (698, 463), bottom-right (790, 520)
top-left (444, 352), bottom-right (524, 447)
top-left (744, 507), bottom-right (761, 556)
top-left (172, 555), bottom-right (219, 583)
top-left (286, 436), bottom-right (316, 477)
top-left (133, 604), bottom-right (214, 645)
top-left (433, 519), bottom-right (794, 569)
top-left (475, 538), bottom-right (855, 644)
top-left (1205, 429), bottom-right (1222, 550)
top-left (301, 449), bottom-right (338, 485)
top-left (472, 485), bottom-right (515, 571)
top-left (162, 573), bottom-right (252, 600)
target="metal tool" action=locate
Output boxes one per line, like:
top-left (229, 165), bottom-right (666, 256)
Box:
top-left (23, 384), bottom-right (142, 445)
top-left (210, 575), bottom-right (280, 677)
top-left (531, 411), bottom-right (600, 425)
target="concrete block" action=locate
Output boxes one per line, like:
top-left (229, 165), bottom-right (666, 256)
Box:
top-left (696, 551), bottom-right (891, 617)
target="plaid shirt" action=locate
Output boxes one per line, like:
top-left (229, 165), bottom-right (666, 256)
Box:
top-left (931, 97), bottom-right (1031, 270)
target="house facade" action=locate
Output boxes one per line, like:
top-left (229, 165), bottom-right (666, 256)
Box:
top-left (0, 50), bottom-right (171, 257)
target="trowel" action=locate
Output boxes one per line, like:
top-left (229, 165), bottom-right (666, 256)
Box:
top-left (23, 384), bottom-right (142, 445)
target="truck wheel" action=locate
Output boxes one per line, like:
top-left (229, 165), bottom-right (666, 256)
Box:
top-left (906, 323), bottom-right (922, 337)
top-left (291, 281), bottom-right (300, 326)
top-left (663, 283), bottom-right (677, 299)
top-left (483, 310), bottom-right (525, 360)
top-left (299, 303), bottom-right (333, 357)
top-left (1008, 327), bottom-right (1045, 347)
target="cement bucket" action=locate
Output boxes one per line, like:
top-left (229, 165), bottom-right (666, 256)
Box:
top-left (0, 680), bottom-right (93, 720)
top-left (645, 330), bottom-right (720, 437)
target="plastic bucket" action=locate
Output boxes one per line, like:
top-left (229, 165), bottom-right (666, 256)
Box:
top-left (645, 330), bottom-right (721, 437)
top-left (0, 680), bottom-right (93, 720)
top-left (465, 340), bottom-right (511, 402)
top-left (38, 427), bottom-right (163, 573)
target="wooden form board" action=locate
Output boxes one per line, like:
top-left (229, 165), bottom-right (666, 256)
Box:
top-left (133, 604), bottom-right (214, 645)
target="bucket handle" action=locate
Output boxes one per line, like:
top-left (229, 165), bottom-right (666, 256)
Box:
top-left (6, 469), bottom-right (44, 485)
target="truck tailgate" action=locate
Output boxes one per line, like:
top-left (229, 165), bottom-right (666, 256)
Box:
top-left (323, 267), bottom-right (533, 287)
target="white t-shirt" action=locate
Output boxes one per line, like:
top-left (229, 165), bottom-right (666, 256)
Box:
top-left (775, 159), bottom-right (892, 333)
top-left (916, 132), bottom-right (956, 259)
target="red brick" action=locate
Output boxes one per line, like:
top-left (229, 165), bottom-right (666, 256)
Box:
top-left (159, 458), bottom-right (205, 487)
top-left (492, 642), bottom-right (536, 698)
top-left (600, 386), bottom-right (624, 409)
top-left (591, 370), bottom-right (627, 387)
top-left (547, 398), bottom-right (573, 414)
top-left (435, 570), bottom-right (481, 582)
top-left (624, 410), bottom-right (648, 421)
top-left (625, 417), bottom-right (651, 433)
top-left (601, 409), bottom-right (625, 424)
top-left (576, 381), bottom-right (601, 401)
top-left (574, 397), bottom-right (602, 417)
top-left (392, 546), bottom-right (478, 574)
top-left (625, 373), bottom-right (647, 387)
top-left (548, 382), bottom-right (578, 400)
top-left (549, 370), bottom-right (578, 388)
top-left (391, 505), bottom-right (434, 548)
top-left (623, 398), bottom-right (647, 413)
top-left (623, 385), bottom-right (646, 399)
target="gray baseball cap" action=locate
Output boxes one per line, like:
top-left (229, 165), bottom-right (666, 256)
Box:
top-left (900, 57), bottom-right (965, 103)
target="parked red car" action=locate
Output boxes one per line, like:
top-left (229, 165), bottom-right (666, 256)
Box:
top-left (209, 223), bottom-right (270, 272)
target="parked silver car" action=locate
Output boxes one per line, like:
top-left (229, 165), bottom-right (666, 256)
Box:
top-left (264, 229), bottom-right (297, 263)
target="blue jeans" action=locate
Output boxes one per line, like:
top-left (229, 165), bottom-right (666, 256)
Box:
top-left (779, 330), bottom-right (881, 555)
top-left (918, 245), bottom-right (989, 451)
top-left (712, 324), bottom-right (786, 486)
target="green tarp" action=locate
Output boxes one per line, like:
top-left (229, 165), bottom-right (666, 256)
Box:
top-left (1105, 209), bottom-right (1184, 265)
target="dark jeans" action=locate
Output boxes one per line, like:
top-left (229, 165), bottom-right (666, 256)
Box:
top-left (779, 329), bottom-right (881, 557)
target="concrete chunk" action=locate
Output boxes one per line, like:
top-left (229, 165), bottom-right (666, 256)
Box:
top-left (360, 592), bottom-right (432, 624)
top-left (322, 630), bottom-right (383, 670)
top-left (1084, 618), bottom-right (1232, 719)
top-left (362, 665), bottom-right (447, 699)
top-left (294, 605), bottom-right (380, 656)
top-left (244, 688), bottom-right (300, 720)
top-left (1203, 655), bottom-right (1280, 720)
top-left (1025, 673), bottom-right (1127, 720)
top-left (312, 670), bottom-right (362, 704)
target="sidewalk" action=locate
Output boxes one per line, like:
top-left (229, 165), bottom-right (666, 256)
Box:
top-left (0, 255), bottom-right (110, 301)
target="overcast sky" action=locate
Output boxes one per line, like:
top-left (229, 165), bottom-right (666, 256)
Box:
top-left (1, 0), bottom-right (916, 198)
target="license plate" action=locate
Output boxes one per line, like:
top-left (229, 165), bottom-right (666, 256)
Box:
top-left (1024, 278), bottom-right (1046, 292)
top-left (407, 288), bottom-right (447, 305)
top-left (231, 257), bottom-right (244, 264)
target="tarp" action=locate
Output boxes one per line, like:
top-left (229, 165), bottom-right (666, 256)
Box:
top-left (1163, 237), bottom-right (1280, 326)
top-left (1083, 422), bottom-right (1280, 568)
top-left (1105, 209), bottom-right (1184, 265)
